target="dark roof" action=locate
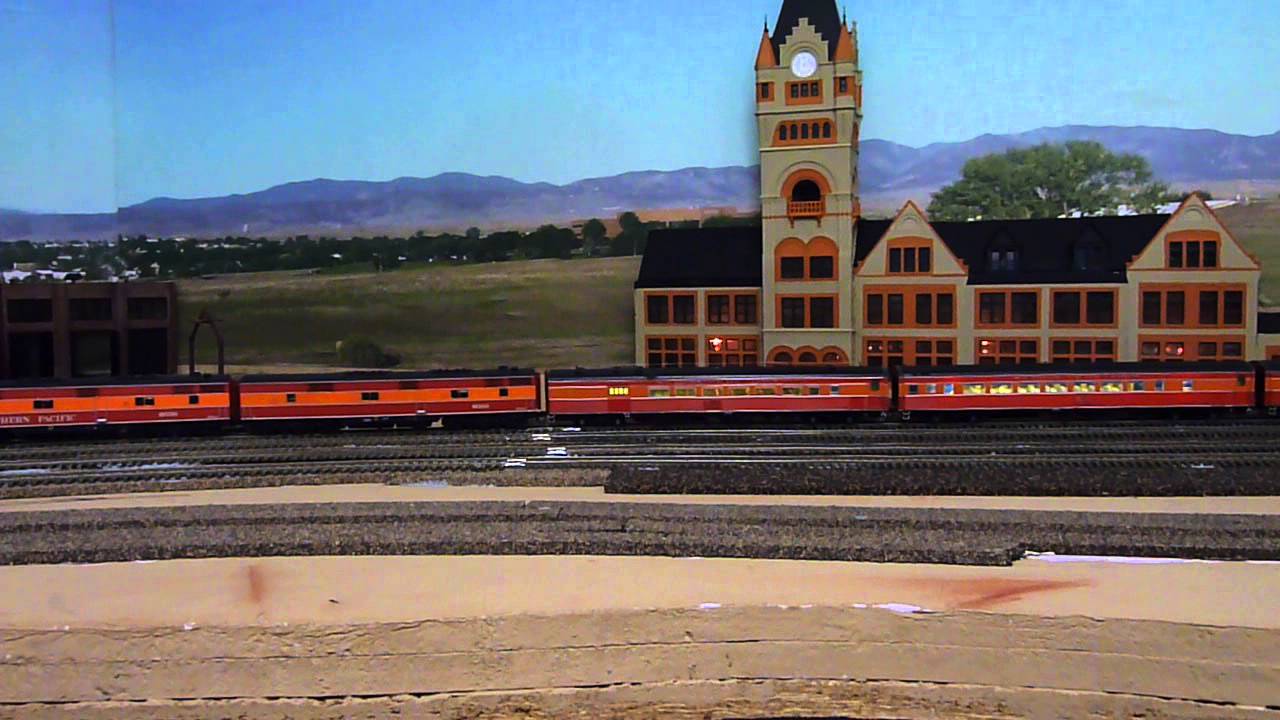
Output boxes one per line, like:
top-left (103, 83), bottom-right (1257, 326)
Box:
top-left (899, 360), bottom-right (1255, 377)
top-left (548, 366), bottom-right (888, 380)
top-left (772, 0), bottom-right (844, 61)
top-left (933, 214), bottom-right (1169, 285)
top-left (1260, 312), bottom-right (1280, 334)
top-left (635, 226), bottom-right (762, 289)
top-left (0, 374), bottom-right (229, 390)
top-left (240, 368), bottom-right (537, 383)
top-left (854, 217), bottom-right (892, 265)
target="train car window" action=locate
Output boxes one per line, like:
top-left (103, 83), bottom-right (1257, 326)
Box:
top-left (1103, 382), bottom-right (1123, 393)
top-left (134, 397), bottom-right (156, 406)
top-left (650, 388), bottom-right (671, 398)
top-left (450, 389), bottom-right (468, 399)
top-left (286, 393), bottom-right (298, 403)
top-left (1154, 381), bottom-right (1166, 392)
top-left (782, 387), bottom-right (802, 395)
top-left (926, 384), bottom-right (938, 394)
top-left (943, 384), bottom-right (955, 395)
top-left (1045, 383), bottom-right (1068, 394)
top-left (807, 386), bottom-right (821, 395)
top-left (188, 395), bottom-right (200, 405)
top-left (871, 380), bottom-right (881, 392)
top-left (831, 385), bottom-right (842, 394)
top-left (991, 383), bottom-right (1014, 395)
top-left (1236, 375), bottom-right (1249, 387)
top-left (1073, 383), bottom-right (1097, 393)
top-left (732, 387), bottom-right (749, 396)
top-left (499, 388), bottom-right (510, 397)
top-left (908, 385), bottom-right (919, 395)
top-left (750, 387), bottom-right (776, 395)
top-left (963, 384), bottom-right (986, 395)
top-left (675, 388), bottom-right (696, 397)
top-left (362, 392), bottom-right (381, 401)
top-left (1132, 382), bottom-right (1147, 392)
top-left (1182, 380), bottom-right (1194, 392)
top-left (33, 399), bottom-right (54, 410)
top-left (1017, 384), bottom-right (1041, 394)
top-left (608, 387), bottom-right (630, 396)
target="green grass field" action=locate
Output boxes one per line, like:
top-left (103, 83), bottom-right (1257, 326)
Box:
top-left (179, 201), bottom-right (1279, 371)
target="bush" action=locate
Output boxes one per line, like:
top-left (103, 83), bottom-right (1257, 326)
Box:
top-left (336, 337), bottom-right (400, 368)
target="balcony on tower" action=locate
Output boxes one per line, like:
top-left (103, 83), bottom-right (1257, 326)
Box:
top-left (787, 178), bottom-right (826, 220)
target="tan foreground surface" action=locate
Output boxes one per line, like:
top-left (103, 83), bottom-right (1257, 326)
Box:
top-left (6, 481), bottom-right (1280, 514)
top-left (2, 554), bottom-right (1279, 719)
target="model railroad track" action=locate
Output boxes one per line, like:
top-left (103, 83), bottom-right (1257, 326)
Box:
top-left (3, 501), bottom-right (1279, 567)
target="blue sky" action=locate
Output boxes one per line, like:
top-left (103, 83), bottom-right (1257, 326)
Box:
top-left (3, 0), bottom-right (1278, 213)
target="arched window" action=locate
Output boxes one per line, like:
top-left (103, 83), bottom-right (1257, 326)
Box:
top-left (811, 122), bottom-right (821, 138)
top-left (783, 171), bottom-right (830, 219)
top-left (774, 352), bottom-right (793, 365)
top-left (789, 124), bottom-right (798, 140)
top-left (822, 351), bottom-right (843, 364)
top-left (800, 123), bottom-right (809, 139)
top-left (791, 180), bottom-right (822, 202)
top-left (822, 122), bottom-right (832, 139)
top-left (798, 351), bottom-right (818, 364)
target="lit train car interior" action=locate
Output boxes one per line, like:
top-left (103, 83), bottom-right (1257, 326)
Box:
top-left (0, 375), bottom-right (233, 431)
top-left (236, 369), bottom-right (541, 425)
top-left (546, 366), bottom-right (893, 418)
top-left (897, 361), bottom-right (1257, 414)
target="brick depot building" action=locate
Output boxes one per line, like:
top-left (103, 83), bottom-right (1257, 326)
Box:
top-left (634, 0), bottom-right (1280, 369)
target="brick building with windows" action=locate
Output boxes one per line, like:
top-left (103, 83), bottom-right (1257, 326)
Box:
top-left (634, 0), bottom-right (1280, 368)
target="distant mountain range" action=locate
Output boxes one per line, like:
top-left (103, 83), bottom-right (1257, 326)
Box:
top-left (3, 125), bottom-right (1278, 241)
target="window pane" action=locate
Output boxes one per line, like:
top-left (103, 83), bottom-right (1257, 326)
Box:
top-left (1142, 292), bottom-right (1162, 325)
top-left (937, 294), bottom-right (954, 325)
top-left (999, 340), bottom-right (1017, 354)
top-left (707, 295), bottom-right (730, 324)
top-left (915, 293), bottom-right (933, 325)
top-left (1053, 340), bottom-right (1071, 355)
top-left (1086, 292), bottom-right (1114, 325)
top-left (1011, 292), bottom-right (1038, 324)
top-left (1224, 291), bottom-right (1243, 325)
top-left (646, 296), bottom-right (669, 324)
top-left (673, 296), bottom-right (695, 324)
top-left (1186, 241), bottom-right (1201, 267)
top-left (979, 293), bottom-right (1005, 324)
top-left (1053, 292), bottom-right (1081, 325)
top-left (887, 294), bottom-right (904, 325)
top-left (888, 248), bottom-right (902, 273)
top-left (1169, 242), bottom-right (1184, 268)
top-left (1096, 341), bottom-right (1114, 357)
top-left (809, 297), bottom-right (835, 328)
top-left (1204, 242), bottom-right (1218, 268)
top-left (735, 295), bottom-right (758, 324)
top-left (903, 248), bottom-right (917, 273)
top-left (1223, 342), bottom-right (1242, 357)
top-left (1198, 342), bottom-right (1217, 358)
top-left (1074, 341), bottom-right (1092, 355)
top-left (780, 256), bottom-right (805, 279)
top-left (1167, 292), bottom-right (1185, 325)
top-left (866, 294), bottom-right (884, 325)
top-left (781, 298), bottom-right (805, 328)
top-left (918, 247), bottom-right (932, 273)
top-left (1199, 291), bottom-right (1219, 326)
top-left (1019, 340), bottom-right (1037, 355)
top-left (809, 256), bottom-right (834, 279)
top-left (916, 340), bottom-right (933, 353)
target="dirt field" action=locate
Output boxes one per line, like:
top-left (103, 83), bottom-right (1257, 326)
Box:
top-left (1, 554), bottom-right (1278, 719)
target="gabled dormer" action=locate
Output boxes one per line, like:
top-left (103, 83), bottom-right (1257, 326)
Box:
top-left (1129, 195), bottom-right (1260, 272)
top-left (854, 202), bottom-right (967, 278)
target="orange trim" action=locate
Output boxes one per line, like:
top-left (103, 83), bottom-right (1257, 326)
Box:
top-left (886, 237), bottom-right (935, 276)
top-left (1048, 337), bottom-right (1119, 363)
top-left (642, 291), bottom-right (698, 326)
top-left (1164, 230), bottom-right (1222, 270)
top-left (781, 169), bottom-right (831, 197)
top-left (864, 337), bottom-right (957, 367)
top-left (1048, 289), bottom-right (1119, 329)
top-left (1138, 335), bottom-right (1247, 362)
top-left (1266, 345), bottom-right (1280, 361)
top-left (704, 292), bottom-right (760, 326)
top-left (975, 337), bottom-right (1041, 364)
top-left (862, 285), bottom-right (957, 328)
top-left (776, 294), bottom-right (839, 329)
top-left (785, 80), bottom-right (824, 105)
top-left (835, 76), bottom-right (854, 97)
top-left (773, 119), bottom-right (835, 146)
top-left (1138, 283), bottom-right (1247, 329)
top-left (975, 289), bottom-right (1042, 329)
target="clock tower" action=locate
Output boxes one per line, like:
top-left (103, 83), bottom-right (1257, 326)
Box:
top-left (755, 0), bottom-right (862, 365)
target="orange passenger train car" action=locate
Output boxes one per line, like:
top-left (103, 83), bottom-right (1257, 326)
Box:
top-left (546, 366), bottom-right (893, 418)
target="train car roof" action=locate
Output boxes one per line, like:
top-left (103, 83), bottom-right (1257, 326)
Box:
top-left (240, 368), bottom-right (537, 383)
top-left (0, 374), bottom-right (231, 390)
top-left (547, 365), bottom-right (889, 380)
top-left (898, 360), bottom-right (1256, 377)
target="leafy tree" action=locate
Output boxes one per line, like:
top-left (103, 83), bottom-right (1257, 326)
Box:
top-left (611, 211), bottom-right (649, 256)
top-left (581, 218), bottom-right (607, 257)
top-left (927, 141), bottom-right (1171, 221)
top-left (702, 212), bottom-right (762, 227)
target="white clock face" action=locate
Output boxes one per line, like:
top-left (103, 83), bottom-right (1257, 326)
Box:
top-left (790, 51), bottom-right (818, 78)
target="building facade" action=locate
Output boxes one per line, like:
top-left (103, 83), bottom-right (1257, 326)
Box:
top-left (634, 0), bottom-right (1280, 368)
top-left (1, 282), bottom-right (178, 380)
